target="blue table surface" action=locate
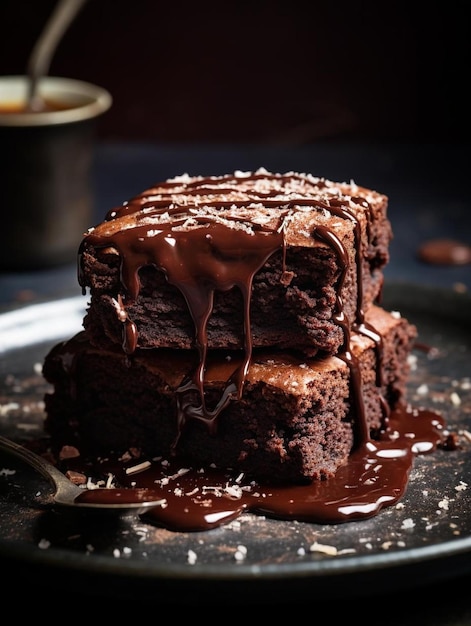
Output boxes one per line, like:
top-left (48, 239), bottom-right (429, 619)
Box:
top-left (0, 140), bottom-right (469, 308)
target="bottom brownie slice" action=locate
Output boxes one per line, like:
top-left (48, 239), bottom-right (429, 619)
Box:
top-left (42, 305), bottom-right (416, 484)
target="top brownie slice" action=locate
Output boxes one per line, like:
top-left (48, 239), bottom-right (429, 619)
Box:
top-left (79, 168), bottom-right (392, 357)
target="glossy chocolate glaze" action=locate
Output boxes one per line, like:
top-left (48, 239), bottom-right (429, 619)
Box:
top-left (66, 169), bottom-right (451, 531)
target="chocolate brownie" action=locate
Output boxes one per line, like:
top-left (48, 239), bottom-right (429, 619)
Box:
top-left (79, 169), bottom-right (392, 357)
top-left (42, 305), bottom-right (416, 484)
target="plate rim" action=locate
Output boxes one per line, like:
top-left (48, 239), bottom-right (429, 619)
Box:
top-left (1, 282), bottom-right (470, 586)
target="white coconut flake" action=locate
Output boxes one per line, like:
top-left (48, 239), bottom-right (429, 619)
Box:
top-left (187, 549), bottom-right (198, 564)
top-left (461, 430), bottom-right (471, 443)
top-left (0, 467), bottom-right (16, 476)
top-left (309, 541), bottom-right (338, 556)
top-left (234, 545), bottom-right (247, 561)
top-left (416, 384), bottom-right (429, 396)
top-left (401, 518), bottom-right (416, 530)
top-left (450, 392), bottom-right (461, 407)
top-left (168, 173), bottom-right (193, 184)
top-left (125, 461), bottom-right (152, 475)
top-left (0, 402), bottom-right (20, 416)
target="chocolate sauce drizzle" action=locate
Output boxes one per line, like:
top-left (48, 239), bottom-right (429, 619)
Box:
top-left (79, 171), bottom-right (381, 444)
top-left (72, 170), bottom-right (449, 531)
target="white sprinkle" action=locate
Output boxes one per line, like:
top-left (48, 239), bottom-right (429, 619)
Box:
top-left (309, 541), bottom-right (338, 556)
top-left (38, 538), bottom-right (51, 550)
top-left (234, 545), bottom-right (247, 561)
top-left (105, 473), bottom-right (115, 488)
top-left (227, 520), bottom-right (242, 531)
top-left (0, 467), bottom-right (16, 476)
top-left (125, 461), bottom-right (152, 475)
top-left (401, 518), bottom-right (416, 530)
top-left (0, 402), bottom-right (20, 416)
top-left (187, 549), bottom-right (197, 564)
top-left (461, 430), bottom-right (471, 442)
top-left (450, 392), bottom-right (461, 407)
top-left (416, 384), bottom-right (429, 396)
top-left (224, 484), bottom-right (244, 499)
top-left (119, 451), bottom-right (133, 462)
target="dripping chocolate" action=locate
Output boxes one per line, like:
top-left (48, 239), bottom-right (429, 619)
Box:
top-left (42, 169), bottom-right (450, 531)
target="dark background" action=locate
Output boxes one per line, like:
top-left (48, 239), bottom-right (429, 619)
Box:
top-left (0, 0), bottom-right (468, 144)
top-left (1, 3), bottom-right (471, 615)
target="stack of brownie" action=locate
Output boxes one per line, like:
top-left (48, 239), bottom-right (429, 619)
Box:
top-left (42, 169), bottom-right (417, 484)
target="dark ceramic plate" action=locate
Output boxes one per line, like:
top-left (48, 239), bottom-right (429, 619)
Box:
top-left (0, 283), bottom-right (470, 602)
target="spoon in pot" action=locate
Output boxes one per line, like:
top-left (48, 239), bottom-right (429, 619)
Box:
top-left (26, 0), bottom-right (89, 112)
top-left (0, 434), bottom-right (166, 513)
